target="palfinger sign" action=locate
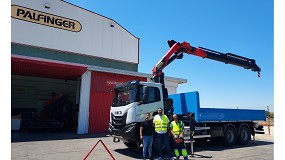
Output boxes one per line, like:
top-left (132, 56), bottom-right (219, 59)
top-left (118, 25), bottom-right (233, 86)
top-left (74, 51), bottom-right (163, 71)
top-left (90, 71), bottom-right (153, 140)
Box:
top-left (11, 5), bottom-right (82, 32)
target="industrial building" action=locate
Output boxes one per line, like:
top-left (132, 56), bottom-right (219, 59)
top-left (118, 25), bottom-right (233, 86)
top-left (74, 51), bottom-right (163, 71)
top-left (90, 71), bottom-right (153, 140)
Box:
top-left (11, 0), bottom-right (186, 134)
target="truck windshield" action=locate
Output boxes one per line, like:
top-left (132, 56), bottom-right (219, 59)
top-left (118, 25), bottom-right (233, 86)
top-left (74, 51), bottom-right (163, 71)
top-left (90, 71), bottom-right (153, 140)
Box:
top-left (112, 85), bottom-right (138, 107)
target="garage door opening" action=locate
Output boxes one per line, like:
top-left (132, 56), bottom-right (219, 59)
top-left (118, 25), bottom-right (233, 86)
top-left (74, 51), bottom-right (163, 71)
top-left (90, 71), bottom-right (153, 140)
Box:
top-left (11, 56), bottom-right (87, 133)
top-left (12, 75), bottom-right (80, 132)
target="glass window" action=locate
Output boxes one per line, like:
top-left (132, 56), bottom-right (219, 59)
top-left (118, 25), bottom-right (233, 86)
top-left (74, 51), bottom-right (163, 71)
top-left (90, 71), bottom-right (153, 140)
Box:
top-left (139, 86), bottom-right (161, 104)
top-left (112, 85), bottom-right (138, 107)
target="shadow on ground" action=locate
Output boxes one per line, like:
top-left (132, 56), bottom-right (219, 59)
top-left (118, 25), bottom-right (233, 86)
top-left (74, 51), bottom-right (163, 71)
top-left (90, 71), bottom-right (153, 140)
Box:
top-left (192, 139), bottom-right (274, 152)
top-left (11, 129), bottom-right (108, 143)
top-left (114, 147), bottom-right (143, 159)
top-left (113, 140), bottom-right (273, 159)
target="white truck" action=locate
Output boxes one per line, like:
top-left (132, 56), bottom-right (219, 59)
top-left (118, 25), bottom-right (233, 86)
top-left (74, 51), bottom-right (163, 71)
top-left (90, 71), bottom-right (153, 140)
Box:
top-left (108, 40), bottom-right (264, 150)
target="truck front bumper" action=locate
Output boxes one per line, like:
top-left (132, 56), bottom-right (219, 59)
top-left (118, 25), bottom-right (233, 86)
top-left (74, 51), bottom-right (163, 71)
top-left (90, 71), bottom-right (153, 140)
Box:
top-left (108, 123), bottom-right (140, 143)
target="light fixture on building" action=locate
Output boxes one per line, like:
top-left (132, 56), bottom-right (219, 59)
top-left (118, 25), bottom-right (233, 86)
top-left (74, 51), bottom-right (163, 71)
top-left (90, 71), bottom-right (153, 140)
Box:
top-left (110, 22), bottom-right (115, 27)
top-left (45, 3), bottom-right (50, 9)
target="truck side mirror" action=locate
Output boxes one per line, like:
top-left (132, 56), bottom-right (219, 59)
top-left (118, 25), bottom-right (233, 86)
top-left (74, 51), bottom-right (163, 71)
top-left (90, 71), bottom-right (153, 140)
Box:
top-left (164, 98), bottom-right (173, 113)
top-left (152, 111), bottom-right (158, 116)
top-left (141, 86), bottom-right (149, 102)
top-left (109, 89), bottom-right (114, 94)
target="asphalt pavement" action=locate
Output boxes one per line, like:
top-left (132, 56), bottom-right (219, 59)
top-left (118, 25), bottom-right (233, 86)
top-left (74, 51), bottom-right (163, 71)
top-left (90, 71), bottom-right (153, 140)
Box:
top-left (11, 130), bottom-right (274, 160)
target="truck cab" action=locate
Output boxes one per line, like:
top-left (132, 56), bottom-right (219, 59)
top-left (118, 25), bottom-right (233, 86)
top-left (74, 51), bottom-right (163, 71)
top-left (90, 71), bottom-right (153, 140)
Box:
top-left (108, 80), bottom-right (165, 147)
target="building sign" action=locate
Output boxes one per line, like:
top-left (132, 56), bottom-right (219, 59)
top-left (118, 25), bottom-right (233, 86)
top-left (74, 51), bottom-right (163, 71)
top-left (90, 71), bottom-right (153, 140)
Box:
top-left (11, 5), bottom-right (82, 32)
top-left (106, 80), bottom-right (124, 86)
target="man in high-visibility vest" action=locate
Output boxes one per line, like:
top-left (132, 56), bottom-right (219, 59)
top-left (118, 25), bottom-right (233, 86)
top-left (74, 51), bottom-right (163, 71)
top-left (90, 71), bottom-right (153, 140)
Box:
top-left (153, 107), bottom-right (174, 160)
top-left (170, 114), bottom-right (188, 160)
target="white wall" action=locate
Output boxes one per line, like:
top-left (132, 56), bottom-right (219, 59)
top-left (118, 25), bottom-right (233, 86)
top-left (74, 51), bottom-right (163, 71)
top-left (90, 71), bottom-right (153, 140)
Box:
top-left (164, 80), bottom-right (179, 94)
top-left (147, 77), bottom-right (179, 95)
top-left (11, 0), bottom-right (139, 64)
top-left (77, 71), bottom-right (91, 134)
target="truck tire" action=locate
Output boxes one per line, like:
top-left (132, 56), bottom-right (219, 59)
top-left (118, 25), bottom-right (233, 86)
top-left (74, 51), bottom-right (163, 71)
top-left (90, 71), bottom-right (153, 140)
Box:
top-left (237, 125), bottom-right (250, 145)
top-left (123, 141), bottom-right (140, 149)
top-left (223, 125), bottom-right (237, 146)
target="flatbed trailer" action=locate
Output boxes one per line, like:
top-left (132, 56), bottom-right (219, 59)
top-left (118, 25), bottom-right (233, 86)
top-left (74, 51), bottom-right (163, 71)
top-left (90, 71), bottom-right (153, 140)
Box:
top-left (169, 91), bottom-right (266, 146)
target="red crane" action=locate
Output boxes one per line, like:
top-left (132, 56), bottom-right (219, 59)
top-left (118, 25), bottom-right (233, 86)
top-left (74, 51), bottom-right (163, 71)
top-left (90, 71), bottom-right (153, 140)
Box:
top-left (152, 40), bottom-right (261, 85)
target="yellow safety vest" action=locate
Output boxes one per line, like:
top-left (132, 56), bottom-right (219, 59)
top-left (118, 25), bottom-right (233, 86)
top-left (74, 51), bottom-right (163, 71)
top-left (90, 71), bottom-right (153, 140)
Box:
top-left (154, 115), bottom-right (168, 132)
top-left (171, 121), bottom-right (183, 135)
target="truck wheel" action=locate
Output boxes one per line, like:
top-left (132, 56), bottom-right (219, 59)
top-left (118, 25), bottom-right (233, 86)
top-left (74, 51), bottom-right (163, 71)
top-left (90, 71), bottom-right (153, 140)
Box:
top-left (223, 125), bottom-right (236, 146)
top-left (123, 141), bottom-right (140, 149)
top-left (237, 125), bottom-right (250, 145)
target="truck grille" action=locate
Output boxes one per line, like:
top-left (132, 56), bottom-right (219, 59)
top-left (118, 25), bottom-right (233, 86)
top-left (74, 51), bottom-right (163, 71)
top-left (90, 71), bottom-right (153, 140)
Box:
top-left (111, 112), bottom-right (127, 129)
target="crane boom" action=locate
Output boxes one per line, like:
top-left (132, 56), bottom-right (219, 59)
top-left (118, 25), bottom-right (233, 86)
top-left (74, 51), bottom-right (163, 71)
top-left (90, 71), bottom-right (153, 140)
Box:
top-left (152, 40), bottom-right (261, 84)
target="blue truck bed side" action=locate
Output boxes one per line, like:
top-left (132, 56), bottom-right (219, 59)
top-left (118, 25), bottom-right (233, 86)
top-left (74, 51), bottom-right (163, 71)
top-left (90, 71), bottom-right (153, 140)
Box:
top-left (169, 91), bottom-right (266, 123)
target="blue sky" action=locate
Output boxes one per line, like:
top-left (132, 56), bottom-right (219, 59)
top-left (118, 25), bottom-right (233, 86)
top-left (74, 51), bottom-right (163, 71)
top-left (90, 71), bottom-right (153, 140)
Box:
top-left (65, 0), bottom-right (273, 111)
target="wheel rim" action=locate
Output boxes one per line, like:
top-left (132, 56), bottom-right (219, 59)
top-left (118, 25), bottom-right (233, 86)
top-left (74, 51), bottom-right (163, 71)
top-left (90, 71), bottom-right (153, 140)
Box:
top-left (226, 130), bottom-right (234, 142)
top-left (240, 128), bottom-right (248, 141)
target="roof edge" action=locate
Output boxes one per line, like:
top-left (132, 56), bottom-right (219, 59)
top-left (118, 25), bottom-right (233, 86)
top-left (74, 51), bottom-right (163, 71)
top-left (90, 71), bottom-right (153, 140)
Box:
top-left (61, 0), bottom-right (139, 39)
top-left (87, 66), bottom-right (187, 84)
top-left (11, 54), bottom-right (186, 84)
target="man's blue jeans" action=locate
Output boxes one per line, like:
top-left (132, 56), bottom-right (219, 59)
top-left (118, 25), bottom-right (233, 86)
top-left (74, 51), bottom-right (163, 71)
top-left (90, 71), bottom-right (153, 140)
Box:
top-left (143, 135), bottom-right (153, 158)
top-left (156, 132), bottom-right (173, 159)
